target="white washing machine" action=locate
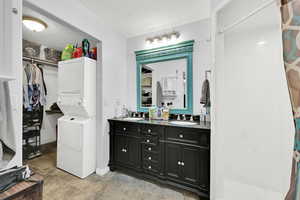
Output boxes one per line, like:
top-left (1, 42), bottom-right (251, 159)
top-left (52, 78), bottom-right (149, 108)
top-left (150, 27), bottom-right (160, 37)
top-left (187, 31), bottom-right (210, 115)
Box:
top-left (57, 57), bottom-right (96, 178)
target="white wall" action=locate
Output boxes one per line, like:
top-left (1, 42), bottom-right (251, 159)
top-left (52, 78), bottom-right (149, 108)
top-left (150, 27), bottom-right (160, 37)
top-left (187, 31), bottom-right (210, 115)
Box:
top-left (23, 0), bottom-right (127, 174)
top-left (212, 1), bottom-right (295, 200)
top-left (40, 65), bottom-right (60, 144)
top-left (127, 20), bottom-right (212, 114)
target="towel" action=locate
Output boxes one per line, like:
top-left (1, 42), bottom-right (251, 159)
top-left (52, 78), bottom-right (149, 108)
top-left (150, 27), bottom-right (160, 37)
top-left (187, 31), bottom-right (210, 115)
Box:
top-left (156, 81), bottom-right (163, 106)
top-left (200, 79), bottom-right (210, 107)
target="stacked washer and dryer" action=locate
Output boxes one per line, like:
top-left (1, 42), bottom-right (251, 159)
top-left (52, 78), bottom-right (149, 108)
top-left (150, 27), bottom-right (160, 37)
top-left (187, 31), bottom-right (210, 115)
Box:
top-left (56, 57), bottom-right (96, 178)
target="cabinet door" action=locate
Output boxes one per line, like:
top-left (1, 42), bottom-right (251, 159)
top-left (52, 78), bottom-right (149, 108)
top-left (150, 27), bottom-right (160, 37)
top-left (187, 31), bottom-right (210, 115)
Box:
top-left (165, 143), bottom-right (181, 180)
top-left (114, 135), bottom-right (128, 165)
top-left (198, 149), bottom-right (210, 190)
top-left (127, 137), bottom-right (141, 169)
top-left (181, 146), bottom-right (200, 185)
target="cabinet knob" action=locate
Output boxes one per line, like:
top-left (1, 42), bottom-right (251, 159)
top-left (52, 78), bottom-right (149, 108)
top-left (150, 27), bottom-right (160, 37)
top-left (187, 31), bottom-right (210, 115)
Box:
top-left (12, 8), bottom-right (18, 14)
top-left (148, 129), bottom-right (151, 133)
top-left (179, 134), bottom-right (184, 138)
top-left (123, 127), bottom-right (126, 131)
top-left (148, 147), bottom-right (152, 151)
top-left (146, 139), bottom-right (150, 143)
top-left (178, 161), bottom-right (181, 166)
top-left (148, 157), bottom-right (152, 160)
top-left (148, 166), bottom-right (152, 169)
top-left (181, 162), bottom-right (184, 166)
top-left (124, 149), bottom-right (127, 153)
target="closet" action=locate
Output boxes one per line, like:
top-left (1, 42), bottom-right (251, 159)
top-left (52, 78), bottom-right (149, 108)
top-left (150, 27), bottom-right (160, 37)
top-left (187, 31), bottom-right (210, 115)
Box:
top-left (22, 5), bottom-right (98, 161)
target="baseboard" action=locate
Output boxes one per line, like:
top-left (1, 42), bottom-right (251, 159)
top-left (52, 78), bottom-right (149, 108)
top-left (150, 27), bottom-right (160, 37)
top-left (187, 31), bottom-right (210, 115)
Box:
top-left (96, 167), bottom-right (110, 176)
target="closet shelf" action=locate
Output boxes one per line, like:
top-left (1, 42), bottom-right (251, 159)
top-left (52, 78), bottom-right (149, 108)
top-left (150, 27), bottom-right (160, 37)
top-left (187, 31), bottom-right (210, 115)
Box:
top-left (23, 56), bottom-right (58, 67)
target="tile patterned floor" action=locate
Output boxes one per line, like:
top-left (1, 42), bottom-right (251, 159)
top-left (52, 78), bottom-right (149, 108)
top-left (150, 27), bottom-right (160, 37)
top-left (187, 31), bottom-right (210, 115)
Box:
top-left (26, 150), bottom-right (200, 200)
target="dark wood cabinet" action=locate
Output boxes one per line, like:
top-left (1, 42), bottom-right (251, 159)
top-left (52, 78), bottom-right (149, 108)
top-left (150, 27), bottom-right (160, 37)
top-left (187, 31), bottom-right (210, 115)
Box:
top-left (114, 134), bottom-right (141, 169)
top-left (108, 120), bottom-right (210, 199)
top-left (165, 143), bottom-right (182, 180)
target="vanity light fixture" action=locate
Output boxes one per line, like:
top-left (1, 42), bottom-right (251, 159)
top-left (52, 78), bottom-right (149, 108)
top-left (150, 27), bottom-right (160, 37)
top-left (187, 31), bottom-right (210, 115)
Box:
top-left (23, 16), bottom-right (48, 32)
top-left (146, 38), bottom-right (153, 44)
top-left (146, 31), bottom-right (180, 44)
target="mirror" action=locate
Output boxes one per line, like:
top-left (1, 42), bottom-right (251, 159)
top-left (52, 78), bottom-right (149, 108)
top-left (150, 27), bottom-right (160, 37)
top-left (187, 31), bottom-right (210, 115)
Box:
top-left (141, 59), bottom-right (187, 109)
top-left (136, 40), bottom-right (194, 114)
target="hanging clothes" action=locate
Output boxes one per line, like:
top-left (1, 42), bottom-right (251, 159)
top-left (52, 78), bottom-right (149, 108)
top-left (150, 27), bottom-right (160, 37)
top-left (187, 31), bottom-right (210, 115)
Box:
top-left (23, 63), bottom-right (47, 111)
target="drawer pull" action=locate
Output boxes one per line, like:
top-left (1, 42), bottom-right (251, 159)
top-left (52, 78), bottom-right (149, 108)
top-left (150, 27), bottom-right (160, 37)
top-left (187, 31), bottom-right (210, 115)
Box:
top-left (148, 129), bottom-right (151, 133)
top-left (148, 147), bottom-right (152, 151)
top-left (148, 157), bottom-right (152, 160)
top-left (177, 161), bottom-right (184, 166)
top-left (148, 166), bottom-right (152, 169)
top-left (146, 139), bottom-right (150, 143)
top-left (179, 134), bottom-right (184, 138)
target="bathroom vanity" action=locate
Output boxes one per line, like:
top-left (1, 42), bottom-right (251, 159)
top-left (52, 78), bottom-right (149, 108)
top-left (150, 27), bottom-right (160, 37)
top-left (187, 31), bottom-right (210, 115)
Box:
top-left (108, 119), bottom-right (210, 199)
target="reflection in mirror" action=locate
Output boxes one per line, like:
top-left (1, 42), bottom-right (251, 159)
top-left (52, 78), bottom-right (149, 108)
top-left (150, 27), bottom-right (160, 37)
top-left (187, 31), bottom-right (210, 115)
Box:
top-left (0, 81), bottom-right (16, 169)
top-left (141, 59), bottom-right (187, 109)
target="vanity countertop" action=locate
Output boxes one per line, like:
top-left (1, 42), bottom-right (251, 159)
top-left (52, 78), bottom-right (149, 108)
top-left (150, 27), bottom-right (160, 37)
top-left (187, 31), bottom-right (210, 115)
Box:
top-left (108, 118), bottom-right (211, 130)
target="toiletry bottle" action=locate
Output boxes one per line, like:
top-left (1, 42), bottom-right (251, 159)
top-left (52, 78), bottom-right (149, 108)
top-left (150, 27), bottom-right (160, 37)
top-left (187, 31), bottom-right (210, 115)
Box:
top-left (149, 106), bottom-right (155, 120)
top-left (163, 103), bottom-right (169, 121)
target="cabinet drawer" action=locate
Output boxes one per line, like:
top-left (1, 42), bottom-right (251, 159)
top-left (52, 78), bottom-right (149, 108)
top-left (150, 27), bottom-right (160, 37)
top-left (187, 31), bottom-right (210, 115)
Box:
top-left (143, 161), bottom-right (159, 173)
top-left (141, 124), bottom-right (163, 136)
top-left (115, 122), bottom-right (140, 136)
top-left (165, 127), bottom-right (209, 147)
top-left (143, 135), bottom-right (159, 146)
top-left (143, 143), bottom-right (159, 153)
top-left (143, 151), bottom-right (159, 163)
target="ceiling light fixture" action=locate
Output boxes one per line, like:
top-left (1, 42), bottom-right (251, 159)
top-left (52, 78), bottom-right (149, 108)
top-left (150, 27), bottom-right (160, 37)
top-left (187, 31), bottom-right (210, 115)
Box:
top-left (22, 16), bottom-right (48, 32)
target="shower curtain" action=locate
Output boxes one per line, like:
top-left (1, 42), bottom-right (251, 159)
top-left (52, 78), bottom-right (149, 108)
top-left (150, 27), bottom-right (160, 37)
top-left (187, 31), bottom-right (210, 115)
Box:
top-left (280, 0), bottom-right (300, 199)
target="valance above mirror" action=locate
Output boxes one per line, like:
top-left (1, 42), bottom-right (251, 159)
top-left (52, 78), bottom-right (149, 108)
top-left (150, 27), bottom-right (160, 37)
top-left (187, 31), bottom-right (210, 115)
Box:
top-left (135, 40), bottom-right (194, 114)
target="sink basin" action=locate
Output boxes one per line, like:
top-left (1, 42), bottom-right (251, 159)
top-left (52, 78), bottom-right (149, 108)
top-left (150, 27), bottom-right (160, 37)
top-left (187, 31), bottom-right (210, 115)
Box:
top-left (170, 121), bottom-right (198, 126)
top-left (123, 117), bottom-right (143, 121)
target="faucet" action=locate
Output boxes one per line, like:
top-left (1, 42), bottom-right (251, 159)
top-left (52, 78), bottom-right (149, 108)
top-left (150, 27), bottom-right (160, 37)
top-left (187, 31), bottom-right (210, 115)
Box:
top-left (190, 115), bottom-right (194, 122)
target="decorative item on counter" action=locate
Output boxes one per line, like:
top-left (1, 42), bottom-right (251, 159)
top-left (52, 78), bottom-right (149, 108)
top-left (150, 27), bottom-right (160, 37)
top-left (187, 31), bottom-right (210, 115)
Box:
top-left (82, 39), bottom-right (90, 57)
top-left (61, 44), bottom-right (74, 61)
top-left (162, 103), bottom-right (170, 121)
top-left (90, 47), bottom-right (97, 60)
top-left (156, 103), bottom-right (164, 120)
top-left (149, 106), bottom-right (157, 120)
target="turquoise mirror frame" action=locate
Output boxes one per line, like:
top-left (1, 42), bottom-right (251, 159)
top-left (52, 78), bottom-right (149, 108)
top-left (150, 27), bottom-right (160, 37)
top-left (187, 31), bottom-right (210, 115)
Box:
top-left (135, 40), bottom-right (194, 114)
